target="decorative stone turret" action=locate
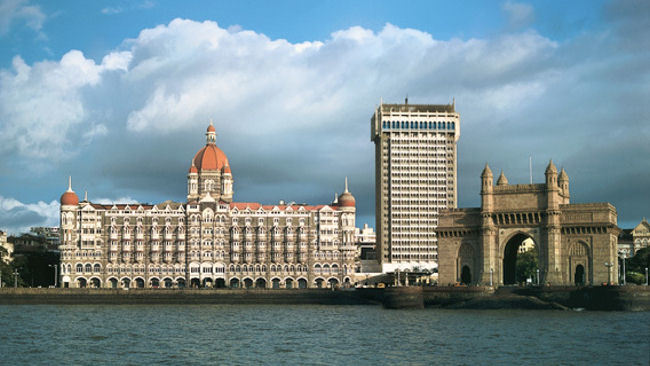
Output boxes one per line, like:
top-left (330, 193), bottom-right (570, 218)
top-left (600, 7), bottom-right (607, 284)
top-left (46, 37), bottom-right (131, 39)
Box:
top-left (545, 160), bottom-right (560, 211)
top-left (338, 177), bottom-right (356, 208)
top-left (481, 163), bottom-right (494, 211)
top-left (337, 177), bottom-right (356, 246)
top-left (558, 168), bottom-right (570, 204)
top-left (496, 171), bottom-right (508, 186)
top-left (60, 176), bottom-right (79, 206)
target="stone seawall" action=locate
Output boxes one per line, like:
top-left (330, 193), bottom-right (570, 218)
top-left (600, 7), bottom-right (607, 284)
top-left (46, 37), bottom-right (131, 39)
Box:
top-left (1, 286), bottom-right (648, 310)
top-left (0, 288), bottom-right (376, 306)
top-left (514, 286), bottom-right (650, 311)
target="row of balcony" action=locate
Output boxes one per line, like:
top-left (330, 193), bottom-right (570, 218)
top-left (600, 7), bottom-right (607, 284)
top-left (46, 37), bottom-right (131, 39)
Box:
top-left (110, 232), bottom-right (184, 240)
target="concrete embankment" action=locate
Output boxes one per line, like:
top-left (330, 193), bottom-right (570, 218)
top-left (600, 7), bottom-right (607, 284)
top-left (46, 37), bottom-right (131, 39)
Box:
top-left (0, 288), bottom-right (377, 306)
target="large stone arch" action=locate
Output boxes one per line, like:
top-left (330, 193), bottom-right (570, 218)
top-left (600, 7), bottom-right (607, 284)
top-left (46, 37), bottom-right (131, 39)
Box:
top-left (499, 231), bottom-right (539, 285)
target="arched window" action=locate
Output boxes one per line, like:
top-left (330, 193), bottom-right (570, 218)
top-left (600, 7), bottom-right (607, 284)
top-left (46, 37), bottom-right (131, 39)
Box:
top-left (93, 264), bottom-right (101, 273)
top-left (85, 264), bottom-right (92, 273)
top-left (76, 264), bottom-right (82, 273)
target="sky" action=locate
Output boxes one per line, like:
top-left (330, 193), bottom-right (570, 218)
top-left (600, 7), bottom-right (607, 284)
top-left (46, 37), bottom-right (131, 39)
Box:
top-left (0, 0), bottom-right (648, 234)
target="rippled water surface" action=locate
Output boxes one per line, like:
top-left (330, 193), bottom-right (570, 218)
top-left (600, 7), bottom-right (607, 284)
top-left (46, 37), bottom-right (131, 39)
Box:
top-left (0, 305), bottom-right (648, 365)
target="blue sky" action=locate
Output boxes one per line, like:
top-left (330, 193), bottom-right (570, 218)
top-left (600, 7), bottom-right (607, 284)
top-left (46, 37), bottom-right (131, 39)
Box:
top-left (0, 0), bottom-right (648, 233)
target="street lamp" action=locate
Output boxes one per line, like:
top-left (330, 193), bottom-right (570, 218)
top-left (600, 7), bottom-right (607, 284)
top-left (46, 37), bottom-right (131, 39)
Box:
top-left (13, 269), bottom-right (19, 288)
top-left (618, 250), bottom-right (627, 286)
top-left (645, 267), bottom-right (648, 286)
top-left (48, 264), bottom-right (58, 288)
top-left (489, 268), bottom-right (493, 287)
top-left (604, 262), bottom-right (614, 285)
top-left (536, 269), bottom-right (540, 286)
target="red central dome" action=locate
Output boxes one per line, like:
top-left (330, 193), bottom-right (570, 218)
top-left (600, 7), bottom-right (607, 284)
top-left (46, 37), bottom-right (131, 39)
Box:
top-left (193, 144), bottom-right (229, 171)
top-left (60, 191), bottom-right (79, 205)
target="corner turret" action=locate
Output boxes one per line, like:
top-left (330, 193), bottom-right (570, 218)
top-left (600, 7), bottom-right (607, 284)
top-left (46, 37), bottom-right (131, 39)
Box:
top-left (558, 168), bottom-right (570, 204)
top-left (481, 163), bottom-right (494, 211)
top-left (545, 159), bottom-right (560, 210)
top-left (496, 171), bottom-right (508, 186)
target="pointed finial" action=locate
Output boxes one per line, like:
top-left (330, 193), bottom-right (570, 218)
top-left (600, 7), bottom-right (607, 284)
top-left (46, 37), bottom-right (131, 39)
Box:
top-left (497, 171), bottom-right (508, 186)
top-left (481, 162), bottom-right (493, 177)
top-left (545, 159), bottom-right (557, 174)
top-left (333, 192), bottom-right (339, 204)
top-left (344, 176), bottom-right (349, 193)
top-left (67, 176), bottom-right (73, 192)
top-left (84, 190), bottom-right (88, 202)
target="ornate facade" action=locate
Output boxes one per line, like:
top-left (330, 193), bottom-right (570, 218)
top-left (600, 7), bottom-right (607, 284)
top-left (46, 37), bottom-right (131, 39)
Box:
top-left (437, 161), bottom-right (619, 286)
top-left (59, 124), bottom-right (357, 289)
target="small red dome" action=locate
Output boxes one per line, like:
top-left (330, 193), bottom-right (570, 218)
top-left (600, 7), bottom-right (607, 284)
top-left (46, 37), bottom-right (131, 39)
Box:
top-left (192, 144), bottom-right (229, 171)
top-left (207, 124), bottom-right (216, 132)
top-left (189, 165), bottom-right (198, 173)
top-left (60, 191), bottom-right (79, 206)
top-left (338, 192), bottom-right (355, 207)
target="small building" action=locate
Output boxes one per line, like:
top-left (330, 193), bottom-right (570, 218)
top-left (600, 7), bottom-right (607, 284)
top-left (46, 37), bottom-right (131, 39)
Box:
top-left (0, 230), bottom-right (14, 263)
top-left (617, 229), bottom-right (634, 258)
top-left (354, 224), bottom-right (381, 276)
top-left (631, 218), bottom-right (650, 254)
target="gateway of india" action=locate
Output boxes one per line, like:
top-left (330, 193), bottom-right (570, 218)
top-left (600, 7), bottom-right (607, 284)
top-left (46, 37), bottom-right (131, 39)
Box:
top-left (436, 162), bottom-right (619, 286)
top-left (59, 124), bottom-right (357, 289)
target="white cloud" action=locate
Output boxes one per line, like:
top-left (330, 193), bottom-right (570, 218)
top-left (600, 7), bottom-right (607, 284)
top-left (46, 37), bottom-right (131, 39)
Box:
top-left (0, 50), bottom-right (126, 160)
top-left (93, 197), bottom-right (139, 205)
top-left (101, 1), bottom-right (155, 16)
top-left (0, 0), bottom-right (45, 36)
top-left (101, 6), bottom-right (123, 15)
top-left (0, 16), bottom-right (647, 225)
top-left (0, 195), bottom-right (59, 234)
top-left (502, 1), bottom-right (535, 29)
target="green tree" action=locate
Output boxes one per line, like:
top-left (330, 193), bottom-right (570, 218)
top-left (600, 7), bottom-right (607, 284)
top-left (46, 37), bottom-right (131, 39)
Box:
top-left (627, 247), bottom-right (650, 273)
top-left (516, 249), bottom-right (538, 284)
top-left (626, 248), bottom-right (650, 284)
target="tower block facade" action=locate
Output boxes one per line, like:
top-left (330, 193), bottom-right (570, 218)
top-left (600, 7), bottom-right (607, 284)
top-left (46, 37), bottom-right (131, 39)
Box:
top-left (371, 101), bottom-right (460, 273)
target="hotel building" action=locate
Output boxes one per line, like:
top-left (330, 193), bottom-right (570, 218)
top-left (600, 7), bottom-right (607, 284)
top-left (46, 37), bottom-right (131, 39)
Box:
top-left (59, 124), bottom-right (357, 289)
top-left (371, 100), bottom-right (460, 272)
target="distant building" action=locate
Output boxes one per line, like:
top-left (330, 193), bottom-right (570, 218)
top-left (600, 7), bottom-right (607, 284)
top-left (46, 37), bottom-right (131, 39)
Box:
top-left (30, 227), bottom-right (61, 248)
top-left (354, 224), bottom-right (380, 274)
top-left (630, 218), bottom-right (650, 254)
top-left (618, 229), bottom-right (634, 258)
top-left (355, 223), bottom-right (376, 259)
top-left (0, 230), bottom-right (13, 263)
top-left (371, 100), bottom-right (460, 273)
top-left (59, 124), bottom-right (357, 289)
top-left (8, 232), bottom-right (56, 253)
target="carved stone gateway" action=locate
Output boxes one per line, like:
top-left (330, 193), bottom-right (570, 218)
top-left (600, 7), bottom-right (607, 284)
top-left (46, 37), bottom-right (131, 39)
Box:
top-left (437, 161), bottom-right (619, 286)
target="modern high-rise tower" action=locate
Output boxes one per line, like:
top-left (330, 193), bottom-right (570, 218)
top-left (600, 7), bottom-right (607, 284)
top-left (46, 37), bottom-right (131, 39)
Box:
top-left (371, 100), bottom-right (460, 273)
